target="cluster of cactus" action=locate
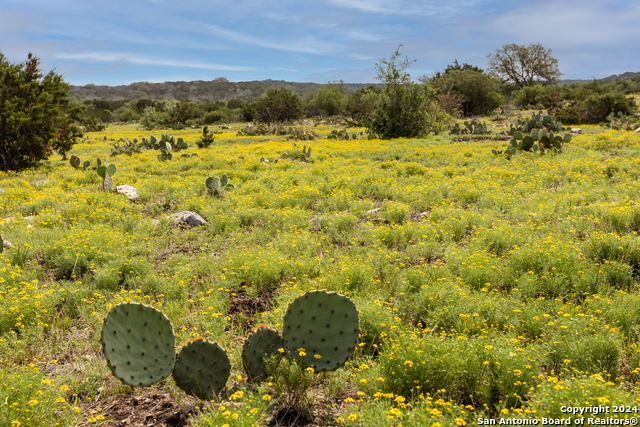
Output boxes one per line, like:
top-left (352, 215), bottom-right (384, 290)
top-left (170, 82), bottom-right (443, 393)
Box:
top-left (287, 128), bottom-right (318, 141)
top-left (282, 142), bottom-right (312, 161)
top-left (111, 139), bottom-right (143, 157)
top-left (493, 112), bottom-right (572, 157)
top-left (97, 164), bottom-right (117, 192)
top-left (326, 128), bottom-right (363, 140)
top-left (70, 155), bottom-right (103, 171)
top-left (449, 120), bottom-right (491, 135)
top-left (205, 174), bottom-right (234, 197)
top-left (100, 290), bottom-right (359, 400)
top-left (599, 111), bottom-right (640, 131)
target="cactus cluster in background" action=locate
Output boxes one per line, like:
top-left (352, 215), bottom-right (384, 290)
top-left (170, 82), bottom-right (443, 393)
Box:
top-left (70, 155), bottom-right (102, 171)
top-left (205, 174), bottom-right (234, 197)
top-left (282, 142), bottom-right (313, 161)
top-left (493, 112), bottom-right (572, 157)
top-left (327, 128), bottom-right (363, 140)
top-left (110, 139), bottom-right (143, 156)
top-left (449, 120), bottom-right (491, 135)
top-left (599, 111), bottom-right (640, 131)
top-left (100, 290), bottom-right (359, 400)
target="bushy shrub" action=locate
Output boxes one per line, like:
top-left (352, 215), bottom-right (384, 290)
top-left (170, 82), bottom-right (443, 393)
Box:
top-left (364, 47), bottom-right (448, 138)
top-left (552, 80), bottom-right (638, 124)
top-left (306, 86), bottom-right (345, 116)
top-left (254, 87), bottom-right (303, 124)
top-left (431, 69), bottom-right (504, 116)
top-left (345, 85), bottom-right (380, 126)
top-left (0, 52), bottom-right (83, 171)
top-left (512, 83), bottom-right (547, 108)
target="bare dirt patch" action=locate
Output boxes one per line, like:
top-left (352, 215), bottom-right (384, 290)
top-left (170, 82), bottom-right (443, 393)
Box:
top-left (226, 286), bottom-right (277, 333)
top-left (81, 389), bottom-right (196, 427)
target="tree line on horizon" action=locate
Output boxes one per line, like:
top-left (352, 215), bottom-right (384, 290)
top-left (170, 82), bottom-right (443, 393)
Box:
top-left (0, 44), bottom-right (639, 171)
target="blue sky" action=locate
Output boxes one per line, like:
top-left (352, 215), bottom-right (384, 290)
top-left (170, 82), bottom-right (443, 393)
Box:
top-left (1, 0), bottom-right (639, 86)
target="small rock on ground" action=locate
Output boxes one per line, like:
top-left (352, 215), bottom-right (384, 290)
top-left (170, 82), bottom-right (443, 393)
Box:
top-left (170, 211), bottom-right (207, 227)
top-left (116, 185), bottom-right (139, 201)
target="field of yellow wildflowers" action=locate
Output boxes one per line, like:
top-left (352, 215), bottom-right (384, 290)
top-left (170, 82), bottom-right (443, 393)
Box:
top-left (1, 121), bottom-right (640, 426)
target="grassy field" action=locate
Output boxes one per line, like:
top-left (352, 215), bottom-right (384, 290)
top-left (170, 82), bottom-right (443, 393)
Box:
top-left (2, 118), bottom-right (640, 426)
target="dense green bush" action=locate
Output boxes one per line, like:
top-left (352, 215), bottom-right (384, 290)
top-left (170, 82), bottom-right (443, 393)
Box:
top-left (552, 81), bottom-right (637, 124)
top-left (253, 87), bottom-right (303, 124)
top-left (512, 83), bottom-right (547, 108)
top-left (0, 52), bottom-right (83, 171)
top-left (364, 47), bottom-right (449, 138)
top-left (306, 85), bottom-right (345, 116)
top-left (345, 85), bottom-right (380, 126)
top-left (431, 69), bottom-right (504, 116)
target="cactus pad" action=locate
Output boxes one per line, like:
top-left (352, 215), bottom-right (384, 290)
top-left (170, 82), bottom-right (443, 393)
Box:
top-left (173, 340), bottom-right (230, 400)
top-left (242, 326), bottom-right (283, 382)
top-left (283, 290), bottom-right (359, 373)
top-left (100, 302), bottom-right (175, 387)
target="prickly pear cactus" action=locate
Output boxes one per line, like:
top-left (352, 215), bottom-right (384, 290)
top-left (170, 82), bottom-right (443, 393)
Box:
top-left (242, 326), bottom-right (283, 382)
top-left (70, 155), bottom-right (81, 169)
top-left (173, 340), bottom-right (231, 400)
top-left (283, 290), bottom-right (359, 373)
top-left (100, 302), bottom-right (175, 387)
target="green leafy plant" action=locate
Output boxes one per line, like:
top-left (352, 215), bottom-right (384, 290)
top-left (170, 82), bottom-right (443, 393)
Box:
top-left (196, 125), bottom-right (217, 148)
top-left (0, 53), bottom-right (83, 171)
top-left (205, 174), bottom-right (234, 197)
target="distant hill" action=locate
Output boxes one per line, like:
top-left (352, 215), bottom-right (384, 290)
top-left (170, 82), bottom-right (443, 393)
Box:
top-left (560, 71), bottom-right (640, 85)
top-left (68, 78), bottom-right (378, 102)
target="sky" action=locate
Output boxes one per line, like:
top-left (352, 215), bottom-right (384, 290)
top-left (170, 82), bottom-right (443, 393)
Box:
top-left (1, 0), bottom-right (639, 86)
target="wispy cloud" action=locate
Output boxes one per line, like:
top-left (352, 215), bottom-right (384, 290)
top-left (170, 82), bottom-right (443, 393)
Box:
top-left (2, 0), bottom-right (637, 84)
top-left (205, 24), bottom-right (338, 55)
top-left (54, 52), bottom-right (256, 71)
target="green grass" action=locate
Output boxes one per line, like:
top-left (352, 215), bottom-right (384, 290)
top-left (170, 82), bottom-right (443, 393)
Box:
top-left (1, 119), bottom-right (640, 426)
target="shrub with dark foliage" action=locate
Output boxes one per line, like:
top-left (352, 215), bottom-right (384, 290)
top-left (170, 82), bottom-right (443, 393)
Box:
top-left (0, 52), bottom-right (82, 171)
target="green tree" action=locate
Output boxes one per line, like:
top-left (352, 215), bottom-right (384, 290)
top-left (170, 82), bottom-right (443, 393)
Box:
top-left (307, 85), bottom-right (345, 116)
top-left (0, 52), bottom-right (82, 171)
top-left (421, 59), bottom-right (484, 83)
top-left (254, 87), bottom-right (303, 124)
top-left (487, 43), bottom-right (562, 88)
top-left (511, 83), bottom-right (548, 108)
top-left (430, 69), bottom-right (504, 116)
top-left (345, 85), bottom-right (381, 126)
top-left (364, 46), bottom-right (443, 139)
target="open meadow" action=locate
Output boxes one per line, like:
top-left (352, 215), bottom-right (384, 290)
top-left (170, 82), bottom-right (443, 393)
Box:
top-left (2, 120), bottom-right (640, 426)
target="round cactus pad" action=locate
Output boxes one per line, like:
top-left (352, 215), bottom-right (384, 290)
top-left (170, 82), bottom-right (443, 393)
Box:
top-left (173, 340), bottom-right (231, 400)
top-left (242, 326), bottom-right (283, 382)
top-left (283, 290), bottom-right (359, 372)
top-left (101, 302), bottom-right (175, 387)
